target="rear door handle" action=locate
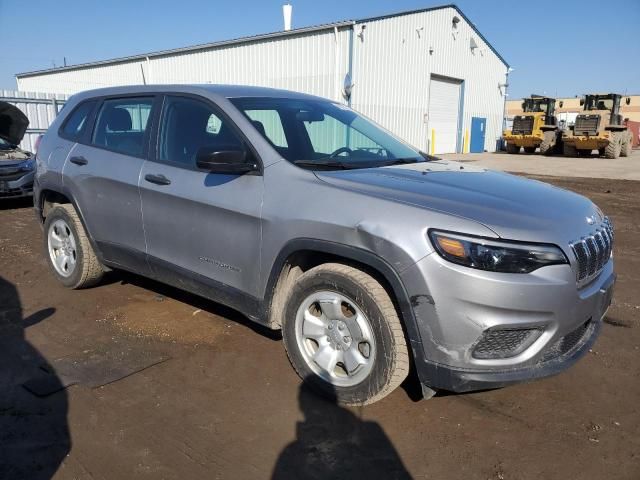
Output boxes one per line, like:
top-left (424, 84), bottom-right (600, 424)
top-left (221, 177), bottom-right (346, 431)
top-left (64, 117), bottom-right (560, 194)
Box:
top-left (144, 174), bottom-right (171, 186)
top-left (69, 156), bottom-right (88, 166)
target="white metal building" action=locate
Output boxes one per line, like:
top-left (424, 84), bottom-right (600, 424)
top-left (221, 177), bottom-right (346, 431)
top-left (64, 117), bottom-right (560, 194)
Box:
top-left (15, 5), bottom-right (509, 154)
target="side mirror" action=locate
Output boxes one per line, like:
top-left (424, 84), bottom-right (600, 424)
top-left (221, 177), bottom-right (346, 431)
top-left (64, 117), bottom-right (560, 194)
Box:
top-left (579, 98), bottom-right (585, 106)
top-left (196, 146), bottom-right (257, 174)
top-left (521, 102), bottom-right (526, 110)
top-left (559, 100), bottom-right (564, 108)
top-left (625, 97), bottom-right (631, 105)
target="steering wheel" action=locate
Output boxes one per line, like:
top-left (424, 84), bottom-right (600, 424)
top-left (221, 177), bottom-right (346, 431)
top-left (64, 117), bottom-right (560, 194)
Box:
top-left (329, 147), bottom-right (353, 158)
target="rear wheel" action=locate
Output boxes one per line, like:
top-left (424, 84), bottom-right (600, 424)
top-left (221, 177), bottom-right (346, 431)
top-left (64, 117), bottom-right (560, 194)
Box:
top-left (605, 133), bottom-right (622, 159)
top-left (621, 133), bottom-right (632, 157)
top-left (506, 143), bottom-right (520, 154)
top-left (523, 146), bottom-right (536, 154)
top-left (539, 132), bottom-right (556, 156)
top-left (563, 143), bottom-right (577, 156)
top-left (281, 263), bottom-right (409, 405)
top-left (44, 205), bottom-right (104, 289)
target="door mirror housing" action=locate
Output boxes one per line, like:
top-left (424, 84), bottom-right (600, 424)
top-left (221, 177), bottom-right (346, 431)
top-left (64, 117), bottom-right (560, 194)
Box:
top-left (196, 146), bottom-right (257, 174)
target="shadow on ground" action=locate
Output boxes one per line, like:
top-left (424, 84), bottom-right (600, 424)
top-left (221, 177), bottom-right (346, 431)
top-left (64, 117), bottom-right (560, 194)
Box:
top-left (272, 377), bottom-right (412, 479)
top-left (0, 275), bottom-right (70, 479)
top-left (0, 197), bottom-right (33, 211)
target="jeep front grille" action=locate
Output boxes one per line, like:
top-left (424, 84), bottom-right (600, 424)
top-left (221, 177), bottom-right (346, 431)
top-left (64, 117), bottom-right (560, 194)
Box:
top-left (472, 327), bottom-right (543, 359)
top-left (512, 116), bottom-right (534, 135)
top-left (574, 115), bottom-right (600, 135)
top-left (569, 217), bottom-right (613, 284)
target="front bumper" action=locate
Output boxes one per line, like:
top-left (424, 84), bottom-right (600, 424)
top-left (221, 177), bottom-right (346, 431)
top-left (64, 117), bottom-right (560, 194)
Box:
top-left (503, 134), bottom-right (542, 147)
top-left (401, 252), bottom-right (615, 392)
top-left (0, 170), bottom-right (34, 198)
top-left (563, 135), bottom-right (609, 150)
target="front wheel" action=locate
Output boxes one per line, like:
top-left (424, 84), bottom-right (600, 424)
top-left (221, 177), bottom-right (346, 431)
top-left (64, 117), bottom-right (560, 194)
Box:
top-left (506, 143), bottom-right (520, 154)
top-left (621, 133), bottom-right (632, 157)
top-left (282, 263), bottom-right (409, 405)
top-left (563, 143), bottom-right (578, 156)
top-left (43, 205), bottom-right (104, 289)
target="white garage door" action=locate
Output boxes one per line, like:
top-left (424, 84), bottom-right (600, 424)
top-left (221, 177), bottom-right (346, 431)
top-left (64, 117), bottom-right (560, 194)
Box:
top-left (428, 77), bottom-right (461, 154)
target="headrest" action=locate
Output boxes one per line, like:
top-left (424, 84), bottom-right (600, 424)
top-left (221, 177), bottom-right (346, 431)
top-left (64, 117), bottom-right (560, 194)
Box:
top-left (106, 108), bottom-right (132, 131)
top-left (251, 120), bottom-right (266, 137)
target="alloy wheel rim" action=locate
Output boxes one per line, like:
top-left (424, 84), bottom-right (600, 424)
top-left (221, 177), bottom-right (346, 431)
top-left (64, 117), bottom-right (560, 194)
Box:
top-left (48, 219), bottom-right (77, 277)
top-left (295, 290), bottom-right (376, 387)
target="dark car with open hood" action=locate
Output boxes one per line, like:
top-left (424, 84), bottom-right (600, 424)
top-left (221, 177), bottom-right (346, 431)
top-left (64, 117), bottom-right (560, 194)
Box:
top-left (0, 101), bottom-right (35, 198)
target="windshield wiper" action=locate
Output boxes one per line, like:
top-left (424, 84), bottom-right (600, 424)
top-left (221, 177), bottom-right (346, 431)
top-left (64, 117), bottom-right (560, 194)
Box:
top-left (293, 159), bottom-right (354, 169)
top-left (381, 158), bottom-right (421, 166)
top-left (419, 151), bottom-right (440, 161)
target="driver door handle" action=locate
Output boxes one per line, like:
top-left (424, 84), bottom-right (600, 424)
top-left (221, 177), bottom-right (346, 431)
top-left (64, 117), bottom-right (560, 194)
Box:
top-left (144, 173), bottom-right (171, 186)
top-left (69, 156), bottom-right (88, 166)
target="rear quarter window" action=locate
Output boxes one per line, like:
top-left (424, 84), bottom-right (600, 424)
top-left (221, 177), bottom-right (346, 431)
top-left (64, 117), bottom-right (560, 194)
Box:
top-left (60, 100), bottom-right (97, 141)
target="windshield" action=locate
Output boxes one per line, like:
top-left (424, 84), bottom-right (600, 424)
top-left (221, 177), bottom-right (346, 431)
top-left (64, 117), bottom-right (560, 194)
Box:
top-left (230, 97), bottom-right (427, 169)
top-left (523, 99), bottom-right (549, 113)
top-left (0, 137), bottom-right (15, 150)
top-left (584, 96), bottom-right (613, 111)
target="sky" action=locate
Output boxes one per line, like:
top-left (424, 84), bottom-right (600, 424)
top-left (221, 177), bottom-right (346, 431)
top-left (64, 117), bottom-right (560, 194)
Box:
top-left (1, 0), bottom-right (639, 98)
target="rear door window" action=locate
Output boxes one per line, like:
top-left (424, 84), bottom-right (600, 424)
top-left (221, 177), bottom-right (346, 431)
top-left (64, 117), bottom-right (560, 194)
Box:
top-left (91, 97), bottom-right (154, 156)
top-left (61, 100), bottom-right (96, 141)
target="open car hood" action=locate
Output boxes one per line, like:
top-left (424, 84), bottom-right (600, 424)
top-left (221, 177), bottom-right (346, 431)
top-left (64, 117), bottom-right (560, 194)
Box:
top-left (0, 101), bottom-right (29, 145)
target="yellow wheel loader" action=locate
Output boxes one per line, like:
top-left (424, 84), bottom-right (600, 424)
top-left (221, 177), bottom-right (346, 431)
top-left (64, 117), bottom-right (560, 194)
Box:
top-left (562, 93), bottom-right (633, 158)
top-left (503, 96), bottom-right (561, 155)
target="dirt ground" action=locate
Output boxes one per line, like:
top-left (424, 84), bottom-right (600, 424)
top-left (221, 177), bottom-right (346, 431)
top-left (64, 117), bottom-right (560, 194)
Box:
top-left (0, 175), bottom-right (639, 480)
top-left (442, 148), bottom-right (640, 181)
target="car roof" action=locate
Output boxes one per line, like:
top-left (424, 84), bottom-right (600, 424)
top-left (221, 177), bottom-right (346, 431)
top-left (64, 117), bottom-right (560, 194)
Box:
top-left (70, 84), bottom-right (329, 103)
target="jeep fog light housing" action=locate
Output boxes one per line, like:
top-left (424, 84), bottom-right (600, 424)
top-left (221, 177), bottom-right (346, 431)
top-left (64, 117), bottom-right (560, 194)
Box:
top-left (429, 230), bottom-right (568, 273)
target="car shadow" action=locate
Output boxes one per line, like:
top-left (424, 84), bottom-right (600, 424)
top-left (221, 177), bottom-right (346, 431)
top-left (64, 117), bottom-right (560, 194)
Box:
top-left (272, 377), bottom-right (412, 480)
top-left (0, 275), bottom-right (70, 479)
top-left (0, 196), bottom-right (33, 211)
top-left (117, 270), bottom-right (282, 341)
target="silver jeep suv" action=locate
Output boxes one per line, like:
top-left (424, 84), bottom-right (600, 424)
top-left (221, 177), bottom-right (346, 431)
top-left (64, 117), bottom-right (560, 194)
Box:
top-left (34, 85), bottom-right (615, 404)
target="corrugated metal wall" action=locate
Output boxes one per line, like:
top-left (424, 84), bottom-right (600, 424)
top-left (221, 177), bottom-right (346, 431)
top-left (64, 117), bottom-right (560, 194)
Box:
top-left (18, 29), bottom-right (351, 102)
top-left (16, 8), bottom-right (507, 152)
top-left (351, 7), bottom-right (507, 152)
top-left (1, 90), bottom-right (69, 151)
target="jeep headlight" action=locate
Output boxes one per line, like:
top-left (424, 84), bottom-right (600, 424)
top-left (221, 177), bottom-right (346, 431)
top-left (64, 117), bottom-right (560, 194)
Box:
top-left (428, 230), bottom-right (568, 273)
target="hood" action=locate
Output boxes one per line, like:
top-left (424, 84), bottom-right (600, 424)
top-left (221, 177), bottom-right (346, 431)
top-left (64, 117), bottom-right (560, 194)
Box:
top-left (0, 101), bottom-right (29, 145)
top-left (315, 160), bottom-right (602, 245)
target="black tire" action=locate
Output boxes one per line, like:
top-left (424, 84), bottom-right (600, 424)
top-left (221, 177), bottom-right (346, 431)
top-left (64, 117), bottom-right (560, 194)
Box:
top-left (598, 148), bottom-right (606, 157)
top-left (281, 263), bottom-right (409, 405)
top-left (540, 131), bottom-right (557, 156)
top-left (621, 133), bottom-right (632, 157)
top-left (577, 149), bottom-right (592, 157)
top-left (563, 143), bottom-right (577, 156)
top-left (523, 146), bottom-right (536, 154)
top-left (605, 133), bottom-right (621, 159)
top-left (43, 205), bottom-right (104, 289)
top-left (506, 143), bottom-right (519, 154)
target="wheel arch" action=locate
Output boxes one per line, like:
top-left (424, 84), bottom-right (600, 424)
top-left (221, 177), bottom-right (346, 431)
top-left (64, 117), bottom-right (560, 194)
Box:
top-left (262, 239), bottom-right (425, 356)
top-left (37, 187), bottom-right (104, 264)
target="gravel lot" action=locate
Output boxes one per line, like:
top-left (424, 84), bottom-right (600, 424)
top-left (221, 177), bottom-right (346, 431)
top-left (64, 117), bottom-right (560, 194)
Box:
top-left (1, 173), bottom-right (639, 480)
top-left (443, 148), bottom-right (640, 180)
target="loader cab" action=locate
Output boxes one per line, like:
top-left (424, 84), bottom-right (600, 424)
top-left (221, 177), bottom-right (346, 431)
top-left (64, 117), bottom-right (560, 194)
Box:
top-left (522, 97), bottom-right (555, 117)
top-left (521, 96), bottom-right (557, 127)
top-left (580, 93), bottom-right (628, 126)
